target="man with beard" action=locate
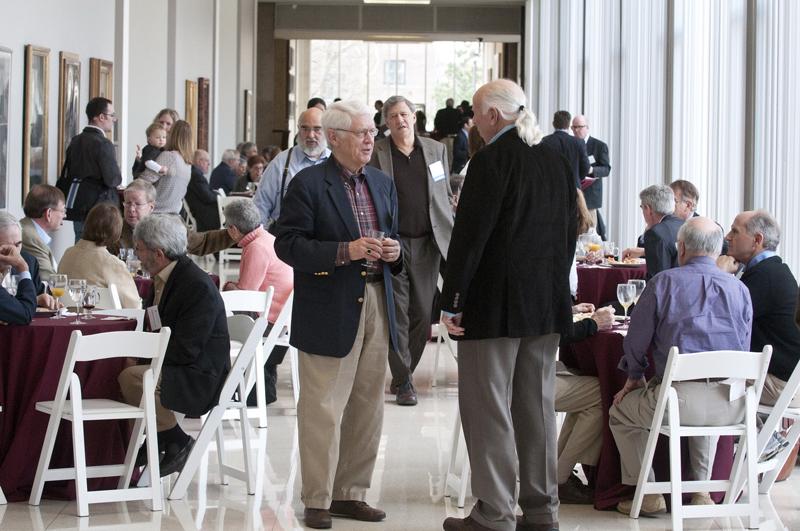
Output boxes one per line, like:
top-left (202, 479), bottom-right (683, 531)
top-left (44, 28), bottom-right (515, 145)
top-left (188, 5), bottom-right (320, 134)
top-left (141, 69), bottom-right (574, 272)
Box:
top-left (254, 107), bottom-right (331, 229)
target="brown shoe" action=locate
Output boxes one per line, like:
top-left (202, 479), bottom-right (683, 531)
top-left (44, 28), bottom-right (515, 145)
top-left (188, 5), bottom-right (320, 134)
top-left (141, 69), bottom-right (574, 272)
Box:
top-left (304, 508), bottom-right (332, 529)
top-left (396, 381), bottom-right (418, 406)
top-left (516, 515), bottom-right (560, 530)
top-left (443, 516), bottom-right (493, 530)
top-left (329, 500), bottom-right (385, 522)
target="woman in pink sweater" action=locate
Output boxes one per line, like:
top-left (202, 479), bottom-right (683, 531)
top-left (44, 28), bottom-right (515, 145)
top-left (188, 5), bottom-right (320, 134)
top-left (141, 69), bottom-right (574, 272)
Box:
top-left (222, 199), bottom-right (292, 404)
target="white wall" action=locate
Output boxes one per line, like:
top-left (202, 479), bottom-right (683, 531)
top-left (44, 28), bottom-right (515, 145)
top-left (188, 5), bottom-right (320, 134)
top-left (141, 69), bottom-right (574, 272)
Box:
top-left (218, 0), bottom-right (240, 157)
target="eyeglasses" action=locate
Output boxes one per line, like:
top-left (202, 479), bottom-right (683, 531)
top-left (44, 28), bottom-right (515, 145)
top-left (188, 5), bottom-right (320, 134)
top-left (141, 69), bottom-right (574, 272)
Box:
top-left (102, 112), bottom-right (117, 119)
top-left (570, 125), bottom-right (587, 130)
top-left (123, 201), bottom-right (152, 210)
top-left (49, 206), bottom-right (66, 215)
top-left (299, 126), bottom-right (323, 134)
top-left (332, 128), bottom-right (379, 139)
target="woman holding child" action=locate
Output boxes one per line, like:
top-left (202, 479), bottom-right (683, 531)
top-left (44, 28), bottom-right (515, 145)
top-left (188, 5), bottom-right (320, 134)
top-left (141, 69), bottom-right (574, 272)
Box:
top-left (139, 120), bottom-right (193, 215)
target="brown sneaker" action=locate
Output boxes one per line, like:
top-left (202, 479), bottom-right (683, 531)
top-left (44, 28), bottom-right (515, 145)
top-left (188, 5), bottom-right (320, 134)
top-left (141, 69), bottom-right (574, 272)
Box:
top-left (616, 494), bottom-right (666, 516)
top-left (329, 500), bottom-right (385, 522)
top-left (304, 508), bottom-right (332, 529)
top-left (443, 516), bottom-right (493, 530)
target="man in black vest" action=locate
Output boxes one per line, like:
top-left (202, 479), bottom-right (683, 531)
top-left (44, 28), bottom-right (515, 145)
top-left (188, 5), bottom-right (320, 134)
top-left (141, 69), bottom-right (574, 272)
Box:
top-left (58, 97), bottom-right (122, 241)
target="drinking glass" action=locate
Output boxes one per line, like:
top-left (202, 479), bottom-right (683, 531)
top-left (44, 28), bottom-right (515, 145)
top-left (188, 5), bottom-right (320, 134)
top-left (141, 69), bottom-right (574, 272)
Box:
top-left (68, 279), bottom-right (87, 324)
top-left (617, 283), bottom-right (636, 323)
top-left (50, 274), bottom-right (68, 319)
top-left (83, 286), bottom-right (99, 319)
top-left (127, 253), bottom-right (141, 277)
top-left (628, 279), bottom-right (647, 305)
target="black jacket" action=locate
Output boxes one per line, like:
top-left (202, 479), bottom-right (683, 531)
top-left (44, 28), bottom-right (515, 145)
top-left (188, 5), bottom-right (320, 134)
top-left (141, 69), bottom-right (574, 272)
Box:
top-left (741, 256), bottom-right (800, 381)
top-left (582, 136), bottom-right (611, 209)
top-left (643, 214), bottom-right (684, 279)
top-left (185, 166), bottom-right (221, 232)
top-left (452, 128), bottom-right (469, 174)
top-left (434, 107), bottom-right (461, 136)
top-left (0, 276), bottom-right (36, 325)
top-left (540, 130), bottom-right (591, 188)
top-left (156, 256), bottom-right (230, 416)
top-left (209, 162), bottom-right (237, 195)
top-left (441, 128), bottom-right (577, 340)
top-left (60, 127), bottom-right (122, 220)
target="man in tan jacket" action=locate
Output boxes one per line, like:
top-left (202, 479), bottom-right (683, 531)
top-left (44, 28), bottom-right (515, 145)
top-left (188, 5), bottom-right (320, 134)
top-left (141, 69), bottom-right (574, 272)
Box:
top-left (20, 185), bottom-right (66, 280)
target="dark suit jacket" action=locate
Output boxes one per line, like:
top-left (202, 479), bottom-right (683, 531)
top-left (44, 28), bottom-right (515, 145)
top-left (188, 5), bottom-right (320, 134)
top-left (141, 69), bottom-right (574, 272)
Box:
top-left (540, 130), bottom-right (591, 188)
top-left (274, 156), bottom-right (402, 358)
top-left (61, 127), bottom-right (122, 220)
top-left (434, 107), bottom-right (461, 136)
top-left (0, 276), bottom-right (36, 325)
top-left (741, 256), bottom-right (800, 381)
top-left (582, 136), bottom-right (610, 209)
top-left (156, 256), bottom-right (230, 417)
top-left (643, 214), bottom-right (684, 280)
top-left (452, 128), bottom-right (469, 174)
top-left (185, 165), bottom-right (221, 232)
top-left (441, 128), bottom-right (577, 340)
top-left (209, 162), bottom-right (237, 195)
top-left (16, 250), bottom-right (45, 296)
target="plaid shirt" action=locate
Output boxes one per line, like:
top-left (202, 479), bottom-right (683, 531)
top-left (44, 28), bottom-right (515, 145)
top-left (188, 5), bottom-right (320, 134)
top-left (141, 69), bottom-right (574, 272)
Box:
top-left (334, 159), bottom-right (381, 274)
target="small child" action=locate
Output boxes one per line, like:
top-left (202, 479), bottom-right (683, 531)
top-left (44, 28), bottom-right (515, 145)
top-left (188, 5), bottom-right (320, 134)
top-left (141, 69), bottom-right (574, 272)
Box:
top-left (131, 122), bottom-right (167, 177)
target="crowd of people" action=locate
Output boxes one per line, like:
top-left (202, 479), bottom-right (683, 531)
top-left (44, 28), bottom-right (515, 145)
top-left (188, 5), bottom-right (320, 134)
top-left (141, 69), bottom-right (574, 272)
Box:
top-left (1, 80), bottom-right (799, 531)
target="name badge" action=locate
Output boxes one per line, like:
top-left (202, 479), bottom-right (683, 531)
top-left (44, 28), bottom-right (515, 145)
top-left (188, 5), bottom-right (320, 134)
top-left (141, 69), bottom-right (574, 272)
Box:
top-left (429, 161), bottom-right (446, 182)
top-left (588, 155), bottom-right (596, 164)
top-left (146, 305), bottom-right (162, 332)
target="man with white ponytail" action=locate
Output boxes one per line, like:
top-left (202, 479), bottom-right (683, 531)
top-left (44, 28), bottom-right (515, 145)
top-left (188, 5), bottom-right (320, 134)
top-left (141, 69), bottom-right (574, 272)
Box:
top-left (541, 110), bottom-right (591, 188)
top-left (441, 80), bottom-right (577, 531)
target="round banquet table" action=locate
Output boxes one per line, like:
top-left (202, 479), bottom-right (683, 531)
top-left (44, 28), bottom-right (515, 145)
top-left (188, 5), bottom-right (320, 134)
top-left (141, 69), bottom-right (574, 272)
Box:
top-left (134, 272), bottom-right (220, 302)
top-left (560, 328), bottom-right (735, 510)
top-left (576, 263), bottom-right (647, 308)
top-left (0, 315), bottom-right (138, 501)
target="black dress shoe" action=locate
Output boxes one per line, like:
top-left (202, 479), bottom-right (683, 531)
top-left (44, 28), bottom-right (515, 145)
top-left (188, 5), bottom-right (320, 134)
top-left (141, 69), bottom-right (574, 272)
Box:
top-left (134, 442), bottom-right (163, 468)
top-left (516, 515), bottom-right (559, 531)
top-left (396, 381), bottom-right (418, 406)
top-left (159, 438), bottom-right (194, 477)
top-left (443, 516), bottom-right (493, 530)
top-left (304, 508), bottom-right (332, 529)
top-left (558, 474), bottom-right (594, 504)
top-left (329, 500), bottom-right (386, 521)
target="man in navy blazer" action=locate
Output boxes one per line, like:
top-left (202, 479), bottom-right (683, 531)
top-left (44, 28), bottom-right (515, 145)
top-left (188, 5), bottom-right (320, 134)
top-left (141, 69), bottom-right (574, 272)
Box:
top-left (540, 110), bottom-right (591, 188)
top-left (623, 185), bottom-right (684, 280)
top-left (275, 101), bottom-right (402, 529)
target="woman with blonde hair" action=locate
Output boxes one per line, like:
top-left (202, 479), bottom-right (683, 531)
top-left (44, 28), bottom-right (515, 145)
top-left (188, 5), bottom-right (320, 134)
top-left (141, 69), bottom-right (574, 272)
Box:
top-left (153, 108), bottom-right (180, 132)
top-left (140, 120), bottom-right (193, 214)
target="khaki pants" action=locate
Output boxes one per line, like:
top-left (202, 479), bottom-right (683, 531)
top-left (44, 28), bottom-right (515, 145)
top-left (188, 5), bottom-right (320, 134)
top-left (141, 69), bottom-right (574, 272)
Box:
top-left (609, 380), bottom-right (745, 485)
top-left (761, 373), bottom-right (800, 408)
top-left (298, 282), bottom-right (389, 509)
top-left (118, 364), bottom-right (177, 432)
top-left (555, 373), bottom-right (602, 484)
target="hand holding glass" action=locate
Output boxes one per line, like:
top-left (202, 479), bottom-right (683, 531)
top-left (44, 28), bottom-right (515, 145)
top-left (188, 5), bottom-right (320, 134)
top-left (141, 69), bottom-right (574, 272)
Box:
top-left (617, 283), bottom-right (636, 323)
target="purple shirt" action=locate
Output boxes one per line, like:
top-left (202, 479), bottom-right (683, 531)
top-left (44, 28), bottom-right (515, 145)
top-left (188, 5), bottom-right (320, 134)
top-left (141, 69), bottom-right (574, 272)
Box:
top-left (620, 256), bottom-right (753, 380)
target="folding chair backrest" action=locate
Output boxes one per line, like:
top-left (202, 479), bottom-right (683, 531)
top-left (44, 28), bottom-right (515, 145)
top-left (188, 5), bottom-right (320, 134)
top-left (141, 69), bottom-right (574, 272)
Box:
top-left (221, 289), bottom-right (272, 316)
top-left (96, 284), bottom-right (123, 310)
top-left (264, 291), bottom-right (293, 347)
top-left (95, 309), bottom-right (146, 332)
top-left (228, 314), bottom-right (256, 344)
top-left (662, 346), bottom-right (773, 397)
top-left (219, 312), bottom-right (269, 404)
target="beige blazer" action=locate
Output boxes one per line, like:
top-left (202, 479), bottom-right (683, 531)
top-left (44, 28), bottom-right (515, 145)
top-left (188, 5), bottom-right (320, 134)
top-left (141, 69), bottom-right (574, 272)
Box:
top-left (20, 217), bottom-right (57, 279)
top-left (57, 240), bottom-right (141, 309)
top-left (370, 135), bottom-right (454, 259)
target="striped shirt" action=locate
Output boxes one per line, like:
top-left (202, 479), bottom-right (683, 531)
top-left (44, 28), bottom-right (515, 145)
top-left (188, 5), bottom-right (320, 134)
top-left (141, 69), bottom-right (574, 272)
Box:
top-left (334, 159), bottom-right (381, 275)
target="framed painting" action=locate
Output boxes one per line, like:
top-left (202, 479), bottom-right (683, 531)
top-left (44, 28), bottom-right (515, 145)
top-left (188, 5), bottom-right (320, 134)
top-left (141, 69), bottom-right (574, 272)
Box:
top-left (197, 77), bottom-right (209, 151)
top-left (23, 44), bottom-right (50, 198)
top-left (185, 79), bottom-right (198, 150)
top-left (89, 58), bottom-right (113, 141)
top-left (58, 52), bottom-right (80, 173)
top-left (0, 47), bottom-right (11, 208)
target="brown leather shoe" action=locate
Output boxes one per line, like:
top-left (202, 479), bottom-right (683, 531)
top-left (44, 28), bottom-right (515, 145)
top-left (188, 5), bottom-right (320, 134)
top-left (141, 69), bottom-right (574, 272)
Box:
top-left (304, 508), bottom-right (332, 529)
top-left (329, 500), bottom-right (385, 522)
top-left (516, 515), bottom-right (560, 531)
top-left (443, 516), bottom-right (493, 530)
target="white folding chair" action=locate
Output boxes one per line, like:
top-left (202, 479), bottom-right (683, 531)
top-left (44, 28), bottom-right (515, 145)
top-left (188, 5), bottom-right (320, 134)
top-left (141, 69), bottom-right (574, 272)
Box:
top-left (28, 328), bottom-right (172, 517)
top-left (262, 292), bottom-right (299, 407)
top-left (220, 289), bottom-right (273, 428)
top-left (217, 196), bottom-right (243, 263)
top-left (728, 359), bottom-right (800, 500)
top-left (94, 309), bottom-right (146, 332)
top-left (0, 406), bottom-right (5, 504)
top-left (629, 346), bottom-right (772, 531)
top-left (168, 292), bottom-right (271, 500)
top-left (432, 275), bottom-right (457, 388)
top-left (182, 199), bottom-right (197, 233)
top-left (61, 285), bottom-right (121, 310)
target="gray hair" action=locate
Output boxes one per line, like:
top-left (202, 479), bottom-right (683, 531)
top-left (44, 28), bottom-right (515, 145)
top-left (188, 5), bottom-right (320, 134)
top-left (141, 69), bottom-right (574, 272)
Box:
top-left (476, 79), bottom-right (542, 146)
top-left (745, 210), bottom-right (781, 251)
top-left (125, 179), bottom-right (157, 203)
top-left (678, 218), bottom-right (723, 257)
top-left (133, 214), bottom-right (187, 260)
top-left (322, 100), bottom-right (373, 136)
top-left (223, 199), bottom-right (262, 235)
top-left (0, 211), bottom-right (21, 235)
top-left (639, 184), bottom-right (675, 216)
top-left (222, 149), bottom-right (240, 162)
top-left (382, 95), bottom-right (416, 123)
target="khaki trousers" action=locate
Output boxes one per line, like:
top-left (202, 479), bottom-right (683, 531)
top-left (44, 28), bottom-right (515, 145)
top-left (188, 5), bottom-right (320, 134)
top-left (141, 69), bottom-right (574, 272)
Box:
top-left (609, 380), bottom-right (745, 485)
top-left (118, 364), bottom-right (177, 432)
top-left (458, 333), bottom-right (560, 531)
top-left (761, 373), bottom-right (800, 408)
top-left (298, 282), bottom-right (389, 509)
top-left (555, 373), bottom-right (602, 484)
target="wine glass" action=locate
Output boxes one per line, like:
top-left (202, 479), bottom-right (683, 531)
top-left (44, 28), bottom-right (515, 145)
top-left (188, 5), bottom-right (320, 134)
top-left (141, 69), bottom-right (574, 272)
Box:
top-left (617, 283), bottom-right (636, 324)
top-left (68, 279), bottom-right (87, 324)
top-left (83, 286), bottom-right (99, 319)
top-left (49, 274), bottom-right (68, 319)
top-left (126, 253), bottom-right (141, 277)
top-left (628, 279), bottom-right (646, 305)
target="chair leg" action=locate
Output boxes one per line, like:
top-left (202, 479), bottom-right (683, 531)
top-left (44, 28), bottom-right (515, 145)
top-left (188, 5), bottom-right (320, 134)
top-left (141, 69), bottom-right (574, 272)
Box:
top-left (667, 398), bottom-right (683, 531)
top-left (28, 407), bottom-right (64, 506)
top-left (70, 391), bottom-right (89, 517)
top-left (745, 393), bottom-right (760, 529)
top-left (240, 407), bottom-right (255, 494)
top-left (289, 347), bottom-right (300, 406)
top-left (142, 377), bottom-right (163, 511)
top-left (118, 418), bottom-right (146, 490)
top-left (446, 406), bottom-right (462, 481)
top-left (431, 323), bottom-right (442, 388)
top-left (170, 405), bottom-right (225, 500)
top-left (457, 453), bottom-right (470, 508)
top-left (630, 420), bottom-right (662, 518)
top-left (216, 422), bottom-right (228, 485)
top-left (254, 342), bottom-right (268, 428)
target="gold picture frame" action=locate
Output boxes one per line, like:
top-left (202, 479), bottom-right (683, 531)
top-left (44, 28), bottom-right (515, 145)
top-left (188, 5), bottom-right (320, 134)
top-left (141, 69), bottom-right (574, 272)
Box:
top-left (23, 44), bottom-right (50, 198)
top-left (185, 80), bottom-right (198, 151)
top-left (89, 58), bottom-right (113, 141)
top-left (58, 52), bottom-right (80, 173)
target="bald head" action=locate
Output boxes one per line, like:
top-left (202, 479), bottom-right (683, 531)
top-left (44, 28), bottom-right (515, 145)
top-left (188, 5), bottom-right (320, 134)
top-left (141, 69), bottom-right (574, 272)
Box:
top-left (677, 217), bottom-right (724, 265)
top-left (571, 114), bottom-right (589, 140)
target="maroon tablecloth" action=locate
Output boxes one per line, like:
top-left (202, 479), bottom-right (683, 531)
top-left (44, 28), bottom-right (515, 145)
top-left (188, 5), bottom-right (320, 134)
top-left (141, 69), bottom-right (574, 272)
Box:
top-left (0, 316), bottom-right (137, 502)
top-left (576, 264), bottom-right (647, 308)
top-left (561, 329), bottom-right (734, 510)
top-left (134, 272), bottom-right (220, 301)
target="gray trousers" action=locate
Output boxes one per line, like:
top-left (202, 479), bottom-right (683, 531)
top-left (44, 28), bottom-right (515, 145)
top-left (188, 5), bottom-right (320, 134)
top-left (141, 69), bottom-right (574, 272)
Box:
top-left (458, 334), bottom-right (560, 530)
top-left (388, 235), bottom-right (440, 387)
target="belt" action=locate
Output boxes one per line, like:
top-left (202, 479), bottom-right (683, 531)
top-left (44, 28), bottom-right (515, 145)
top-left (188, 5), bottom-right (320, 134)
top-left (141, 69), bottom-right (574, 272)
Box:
top-left (365, 274), bottom-right (384, 284)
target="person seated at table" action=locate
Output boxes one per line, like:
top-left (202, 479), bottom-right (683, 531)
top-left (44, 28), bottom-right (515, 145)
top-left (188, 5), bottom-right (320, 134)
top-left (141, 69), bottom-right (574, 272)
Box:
top-left (610, 217), bottom-right (752, 515)
top-left (20, 184), bottom-right (66, 280)
top-left (0, 242), bottom-right (37, 325)
top-left (57, 203), bottom-right (141, 309)
top-left (221, 199), bottom-right (293, 405)
top-left (0, 212), bottom-right (58, 310)
top-left (109, 179), bottom-right (233, 258)
top-left (118, 214), bottom-right (230, 476)
top-left (555, 302), bottom-right (615, 504)
top-left (233, 155), bottom-right (266, 193)
top-left (185, 149), bottom-right (221, 232)
top-left (621, 184), bottom-right (683, 280)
